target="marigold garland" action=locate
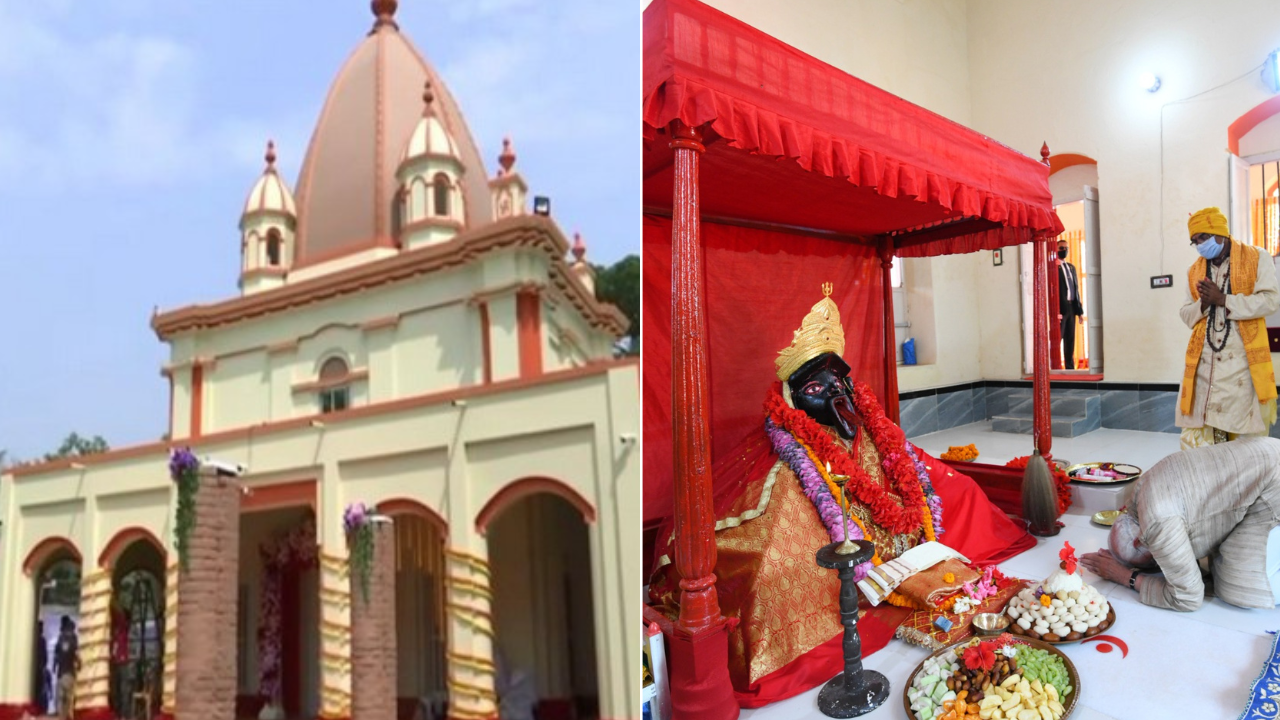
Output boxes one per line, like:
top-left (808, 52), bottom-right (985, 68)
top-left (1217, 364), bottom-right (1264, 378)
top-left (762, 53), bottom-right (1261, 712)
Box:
top-left (767, 382), bottom-right (929, 536)
top-left (1005, 455), bottom-right (1073, 516)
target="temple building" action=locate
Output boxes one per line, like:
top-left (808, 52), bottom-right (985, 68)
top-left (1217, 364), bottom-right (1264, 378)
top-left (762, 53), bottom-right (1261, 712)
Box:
top-left (0, 4), bottom-right (639, 720)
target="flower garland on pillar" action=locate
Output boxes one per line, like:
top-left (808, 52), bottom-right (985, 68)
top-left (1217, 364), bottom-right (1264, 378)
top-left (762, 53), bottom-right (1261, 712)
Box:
top-left (168, 448), bottom-right (200, 571)
top-left (344, 502), bottom-right (376, 604)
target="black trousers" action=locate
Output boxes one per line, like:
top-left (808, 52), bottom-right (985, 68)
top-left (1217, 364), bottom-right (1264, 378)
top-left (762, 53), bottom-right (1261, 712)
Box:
top-left (1060, 313), bottom-right (1077, 369)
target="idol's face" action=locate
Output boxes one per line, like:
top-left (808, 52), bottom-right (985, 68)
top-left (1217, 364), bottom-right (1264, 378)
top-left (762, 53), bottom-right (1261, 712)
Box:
top-left (788, 354), bottom-right (859, 439)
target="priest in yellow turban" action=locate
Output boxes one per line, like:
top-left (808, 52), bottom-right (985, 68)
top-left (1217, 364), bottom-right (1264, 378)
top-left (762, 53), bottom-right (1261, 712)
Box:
top-left (1177, 207), bottom-right (1279, 449)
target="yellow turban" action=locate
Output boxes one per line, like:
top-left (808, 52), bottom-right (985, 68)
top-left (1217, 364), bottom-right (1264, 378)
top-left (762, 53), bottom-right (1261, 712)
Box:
top-left (1188, 207), bottom-right (1232, 240)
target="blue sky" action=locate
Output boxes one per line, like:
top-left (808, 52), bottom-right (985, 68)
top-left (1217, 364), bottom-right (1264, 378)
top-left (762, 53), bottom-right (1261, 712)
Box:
top-left (0, 0), bottom-right (639, 461)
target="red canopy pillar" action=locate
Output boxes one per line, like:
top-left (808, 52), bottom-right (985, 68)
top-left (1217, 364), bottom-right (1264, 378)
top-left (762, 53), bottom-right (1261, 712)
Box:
top-left (879, 238), bottom-right (900, 424)
top-left (666, 120), bottom-right (739, 720)
top-left (1034, 145), bottom-right (1054, 458)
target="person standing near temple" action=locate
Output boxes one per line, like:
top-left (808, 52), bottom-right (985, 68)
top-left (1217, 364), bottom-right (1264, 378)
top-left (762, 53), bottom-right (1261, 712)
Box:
top-left (1057, 238), bottom-right (1085, 368)
top-left (53, 615), bottom-right (78, 720)
top-left (1177, 206), bottom-right (1280, 450)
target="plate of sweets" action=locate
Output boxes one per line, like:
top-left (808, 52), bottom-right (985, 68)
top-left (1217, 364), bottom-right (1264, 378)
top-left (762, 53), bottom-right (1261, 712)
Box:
top-left (904, 634), bottom-right (1079, 720)
top-left (1065, 462), bottom-right (1140, 484)
top-left (1005, 542), bottom-right (1114, 644)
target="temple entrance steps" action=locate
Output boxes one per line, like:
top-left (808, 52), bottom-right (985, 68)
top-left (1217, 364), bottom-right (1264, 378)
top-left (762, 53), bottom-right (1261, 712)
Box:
top-left (989, 388), bottom-right (1101, 438)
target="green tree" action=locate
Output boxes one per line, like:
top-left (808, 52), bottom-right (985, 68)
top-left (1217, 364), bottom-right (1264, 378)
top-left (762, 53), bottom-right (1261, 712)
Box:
top-left (44, 432), bottom-right (110, 462)
top-left (593, 254), bottom-right (639, 356)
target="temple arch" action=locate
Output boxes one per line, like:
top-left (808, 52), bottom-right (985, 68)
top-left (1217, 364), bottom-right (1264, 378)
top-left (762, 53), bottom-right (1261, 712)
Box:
top-left (98, 527), bottom-right (165, 571)
top-left (380, 497), bottom-right (449, 717)
top-left (485, 483), bottom-right (600, 720)
top-left (105, 532), bottom-right (166, 717)
top-left (475, 477), bottom-right (596, 535)
top-left (26, 538), bottom-right (83, 716)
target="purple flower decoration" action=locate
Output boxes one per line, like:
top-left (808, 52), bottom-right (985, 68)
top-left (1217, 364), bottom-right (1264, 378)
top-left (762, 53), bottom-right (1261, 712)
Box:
top-left (765, 419), bottom-right (862, 544)
top-left (343, 502), bottom-right (370, 535)
top-left (905, 442), bottom-right (944, 538)
top-left (168, 447), bottom-right (198, 481)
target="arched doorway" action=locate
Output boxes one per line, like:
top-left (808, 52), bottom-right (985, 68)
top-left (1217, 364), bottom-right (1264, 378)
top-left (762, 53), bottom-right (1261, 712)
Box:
top-left (380, 499), bottom-right (449, 720)
top-left (105, 533), bottom-right (166, 718)
top-left (26, 539), bottom-right (83, 716)
top-left (482, 482), bottom-right (599, 720)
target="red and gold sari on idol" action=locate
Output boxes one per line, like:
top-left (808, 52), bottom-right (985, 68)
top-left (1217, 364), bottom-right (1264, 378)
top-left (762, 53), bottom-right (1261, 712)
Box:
top-left (648, 391), bottom-right (1035, 707)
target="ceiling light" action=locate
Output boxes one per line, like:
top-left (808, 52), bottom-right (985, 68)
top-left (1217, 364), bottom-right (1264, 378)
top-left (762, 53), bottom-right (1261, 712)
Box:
top-left (1268, 50), bottom-right (1280, 93)
top-left (1139, 72), bottom-right (1161, 93)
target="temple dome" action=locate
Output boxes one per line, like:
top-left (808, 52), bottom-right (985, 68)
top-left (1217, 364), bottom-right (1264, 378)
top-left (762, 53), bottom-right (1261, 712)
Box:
top-left (242, 141), bottom-right (296, 220)
top-left (402, 84), bottom-right (460, 163)
top-left (292, 4), bottom-right (492, 269)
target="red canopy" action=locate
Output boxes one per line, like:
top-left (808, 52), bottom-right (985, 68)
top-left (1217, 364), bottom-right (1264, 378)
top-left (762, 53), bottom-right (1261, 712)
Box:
top-left (642, 0), bottom-right (1062, 256)
top-left (642, 0), bottom-right (1062, 526)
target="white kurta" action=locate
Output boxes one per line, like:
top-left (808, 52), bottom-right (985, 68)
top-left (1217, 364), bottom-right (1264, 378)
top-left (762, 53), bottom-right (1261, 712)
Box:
top-left (1176, 246), bottom-right (1280, 435)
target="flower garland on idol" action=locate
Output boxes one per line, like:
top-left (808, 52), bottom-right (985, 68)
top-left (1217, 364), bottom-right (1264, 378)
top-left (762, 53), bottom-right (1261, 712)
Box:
top-left (765, 381), bottom-right (942, 578)
top-left (345, 502), bottom-right (376, 603)
top-left (168, 448), bottom-right (200, 572)
top-left (257, 521), bottom-right (318, 704)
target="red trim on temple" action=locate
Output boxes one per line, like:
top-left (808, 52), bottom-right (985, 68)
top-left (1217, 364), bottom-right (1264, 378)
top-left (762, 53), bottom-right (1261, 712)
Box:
top-left (0, 703), bottom-right (38, 720)
top-left (74, 706), bottom-right (114, 720)
top-left (479, 301), bottom-right (493, 384)
top-left (517, 289), bottom-right (543, 378)
top-left (475, 477), bottom-right (597, 534)
top-left (98, 527), bottom-right (167, 569)
top-left (241, 479), bottom-right (317, 513)
top-left (190, 363), bottom-right (205, 438)
top-left (23, 536), bottom-right (82, 576)
top-left (1229, 95), bottom-right (1280, 156)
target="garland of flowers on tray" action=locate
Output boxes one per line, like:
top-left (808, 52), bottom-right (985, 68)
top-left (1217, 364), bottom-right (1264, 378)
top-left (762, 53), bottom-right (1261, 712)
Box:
top-left (168, 448), bottom-right (200, 572)
top-left (905, 442), bottom-right (944, 539)
top-left (766, 381), bottom-right (936, 536)
top-left (344, 502), bottom-right (376, 604)
top-left (1004, 456), bottom-right (1073, 516)
top-left (258, 520), bottom-right (318, 704)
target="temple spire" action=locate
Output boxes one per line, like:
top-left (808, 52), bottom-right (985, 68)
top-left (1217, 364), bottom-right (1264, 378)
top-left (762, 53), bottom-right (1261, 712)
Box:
top-left (422, 80), bottom-right (436, 117)
top-left (371, 0), bottom-right (399, 31)
top-left (498, 136), bottom-right (517, 176)
top-left (264, 140), bottom-right (277, 173)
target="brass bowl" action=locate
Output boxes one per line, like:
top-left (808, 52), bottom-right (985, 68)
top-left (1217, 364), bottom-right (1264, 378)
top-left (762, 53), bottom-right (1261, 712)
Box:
top-left (971, 612), bottom-right (1011, 636)
top-left (1092, 510), bottom-right (1122, 526)
top-left (902, 636), bottom-right (1081, 720)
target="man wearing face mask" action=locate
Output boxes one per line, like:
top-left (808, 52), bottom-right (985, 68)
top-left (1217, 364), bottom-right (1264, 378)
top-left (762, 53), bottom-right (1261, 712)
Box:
top-left (1056, 239), bottom-right (1085, 369)
top-left (648, 285), bottom-right (1034, 702)
top-left (1177, 207), bottom-right (1280, 450)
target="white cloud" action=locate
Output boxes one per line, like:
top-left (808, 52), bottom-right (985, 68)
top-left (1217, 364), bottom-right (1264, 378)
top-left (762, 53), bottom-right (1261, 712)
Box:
top-left (0, 1), bottom-right (290, 189)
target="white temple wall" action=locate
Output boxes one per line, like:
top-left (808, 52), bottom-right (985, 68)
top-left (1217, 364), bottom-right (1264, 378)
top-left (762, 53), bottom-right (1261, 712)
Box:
top-left (0, 362), bottom-right (640, 718)
top-left (967, 0), bottom-right (1280, 383)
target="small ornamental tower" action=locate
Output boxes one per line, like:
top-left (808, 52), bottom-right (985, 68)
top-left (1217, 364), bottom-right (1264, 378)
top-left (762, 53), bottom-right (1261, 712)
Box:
top-left (240, 140), bottom-right (297, 295)
top-left (489, 136), bottom-right (528, 219)
top-left (396, 80), bottom-right (466, 250)
top-left (570, 231), bottom-right (595, 294)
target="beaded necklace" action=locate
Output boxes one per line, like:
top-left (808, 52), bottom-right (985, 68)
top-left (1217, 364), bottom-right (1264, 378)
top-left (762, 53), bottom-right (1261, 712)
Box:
top-left (1206, 261), bottom-right (1232, 353)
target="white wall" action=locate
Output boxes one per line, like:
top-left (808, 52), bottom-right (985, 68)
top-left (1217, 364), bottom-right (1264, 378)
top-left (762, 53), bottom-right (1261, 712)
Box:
top-left (967, 0), bottom-right (1280, 384)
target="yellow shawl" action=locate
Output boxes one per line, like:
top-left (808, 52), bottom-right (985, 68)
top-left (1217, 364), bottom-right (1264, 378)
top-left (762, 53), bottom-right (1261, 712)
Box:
top-left (1181, 239), bottom-right (1277, 416)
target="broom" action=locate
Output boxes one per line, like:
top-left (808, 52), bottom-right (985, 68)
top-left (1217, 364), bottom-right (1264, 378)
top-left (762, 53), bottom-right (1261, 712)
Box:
top-left (1022, 446), bottom-right (1060, 537)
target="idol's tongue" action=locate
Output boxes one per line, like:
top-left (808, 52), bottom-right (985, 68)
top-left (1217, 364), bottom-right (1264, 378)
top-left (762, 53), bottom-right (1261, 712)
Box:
top-left (829, 394), bottom-right (859, 439)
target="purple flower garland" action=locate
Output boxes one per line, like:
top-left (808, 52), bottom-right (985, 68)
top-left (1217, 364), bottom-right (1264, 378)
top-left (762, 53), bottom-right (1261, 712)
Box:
top-left (905, 442), bottom-right (945, 538)
top-left (765, 419), bottom-right (874, 581)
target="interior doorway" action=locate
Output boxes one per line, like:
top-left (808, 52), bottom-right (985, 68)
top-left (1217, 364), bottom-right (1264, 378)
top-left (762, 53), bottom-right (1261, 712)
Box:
top-left (33, 552), bottom-right (82, 717)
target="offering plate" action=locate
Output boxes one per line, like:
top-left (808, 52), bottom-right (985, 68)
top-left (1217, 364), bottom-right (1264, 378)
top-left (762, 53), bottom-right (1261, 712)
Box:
top-left (1066, 462), bottom-right (1141, 485)
top-left (902, 636), bottom-right (1080, 720)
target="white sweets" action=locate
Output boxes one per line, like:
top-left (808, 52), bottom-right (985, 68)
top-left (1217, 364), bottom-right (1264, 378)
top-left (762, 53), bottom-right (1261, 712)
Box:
top-left (1005, 566), bottom-right (1110, 641)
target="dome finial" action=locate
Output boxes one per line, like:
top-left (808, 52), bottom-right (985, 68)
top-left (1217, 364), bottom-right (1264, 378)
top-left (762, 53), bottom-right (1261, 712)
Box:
top-left (371, 0), bottom-right (399, 30)
top-left (498, 135), bottom-right (517, 175)
top-left (265, 139), bottom-right (277, 171)
top-left (572, 231), bottom-right (587, 262)
top-left (422, 80), bottom-right (435, 116)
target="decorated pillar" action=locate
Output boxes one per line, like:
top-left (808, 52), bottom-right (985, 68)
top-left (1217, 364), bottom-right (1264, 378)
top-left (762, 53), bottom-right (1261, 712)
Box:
top-left (347, 511), bottom-right (395, 720)
top-left (74, 568), bottom-right (112, 719)
top-left (318, 549), bottom-right (353, 720)
top-left (444, 543), bottom-right (497, 720)
top-left (172, 456), bottom-right (241, 720)
top-left (160, 562), bottom-right (179, 719)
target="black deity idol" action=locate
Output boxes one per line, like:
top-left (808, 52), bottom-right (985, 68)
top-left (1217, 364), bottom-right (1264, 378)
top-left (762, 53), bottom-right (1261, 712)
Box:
top-left (787, 352), bottom-right (862, 440)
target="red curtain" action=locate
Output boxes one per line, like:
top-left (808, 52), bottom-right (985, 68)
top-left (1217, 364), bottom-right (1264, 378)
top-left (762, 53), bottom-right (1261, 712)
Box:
top-left (643, 215), bottom-right (885, 523)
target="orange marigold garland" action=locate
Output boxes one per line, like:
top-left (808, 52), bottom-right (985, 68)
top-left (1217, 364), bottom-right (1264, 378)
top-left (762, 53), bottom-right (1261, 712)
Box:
top-left (1005, 455), bottom-right (1073, 516)
top-left (940, 444), bottom-right (979, 462)
top-left (767, 382), bottom-right (929, 536)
